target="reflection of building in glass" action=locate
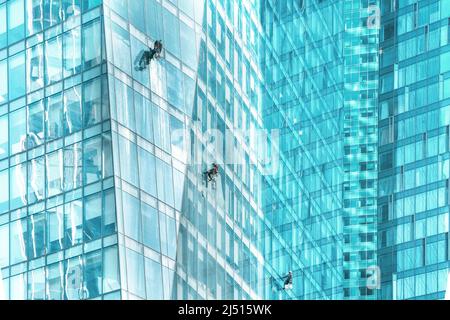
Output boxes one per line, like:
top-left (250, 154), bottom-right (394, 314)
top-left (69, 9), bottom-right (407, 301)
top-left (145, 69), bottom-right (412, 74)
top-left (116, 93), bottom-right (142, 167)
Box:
top-left (259, 0), bottom-right (347, 300)
top-left (0, 0), bottom-right (122, 300)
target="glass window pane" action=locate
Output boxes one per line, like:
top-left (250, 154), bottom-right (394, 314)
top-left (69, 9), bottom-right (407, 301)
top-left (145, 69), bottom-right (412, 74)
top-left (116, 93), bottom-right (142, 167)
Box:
top-left (84, 136), bottom-right (102, 184)
top-left (125, 248), bottom-right (145, 298)
top-left (64, 200), bottom-right (83, 247)
top-left (26, 0), bottom-right (43, 36)
top-left (47, 262), bottom-right (64, 300)
top-left (8, 52), bottom-right (26, 100)
top-left (103, 188), bottom-right (116, 235)
top-left (44, 0), bottom-right (61, 27)
top-left (156, 158), bottom-right (174, 207)
top-left (0, 59), bottom-right (7, 102)
top-left (163, 8), bottom-right (180, 58)
top-left (138, 147), bottom-right (156, 197)
top-left (131, 35), bottom-right (149, 86)
top-left (10, 163), bottom-right (27, 209)
top-left (46, 93), bottom-right (64, 140)
top-left (166, 215), bottom-right (177, 260)
top-left (46, 149), bottom-right (63, 197)
top-left (108, 0), bottom-right (127, 19)
top-left (0, 4), bottom-right (6, 48)
top-left (128, 0), bottom-right (145, 32)
top-left (83, 77), bottom-right (102, 127)
top-left (83, 19), bottom-right (102, 69)
top-left (63, 27), bottom-right (81, 77)
top-left (159, 212), bottom-right (168, 256)
top-left (118, 135), bottom-right (138, 186)
top-left (166, 62), bottom-right (184, 111)
top-left (145, 257), bottom-right (163, 299)
top-left (84, 192), bottom-right (101, 241)
top-left (173, 168), bottom-right (185, 211)
top-left (63, 143), bottom-right (83, 191)
top-left (111, 22), bottom-right (131, 74)
top-left (115, 79), bottom-right (135, 131)
top-left (8, 0), bottom-right (25, 44)
top-left (152, 105), bottom-right (170, 152)
top-left (65, 256), bottom-right (83, 299)
top-left (103, 246), bottom-right (120, 293)
top-left (150, 58), bottom-right (167, 98)
top-left (0, 170), bottom-right (9, 213)
top-left (0, 272), bottom-right (9, 299)
top-left (62, 0), bottom-right (81, 19)
top-left (10, 218), bottom-right (28, 264)
top-left (0, 114), bottom-right (8, 160)
top-left (141, 202), bottom-right (160, 252)
top-left (170, 115), bottom-right (186, 161)
top-left (145, 0), bottom-right (163, 40)
top-left (102, 133), bottom-right (113, 178)
top-left (47, 205), bottom-right (64, 253)
top-left (27, 155), bottom-right (45, 203)
top-left (0, 224), bottom-right (9, 268)
top-left (27, 267), bottom-right (45, 300)
top-left (64, 85), bottom-right (83, 134)
top-left (10, 273), bottom-right (26, 300)
top-left (84, 249), bottom-right (102, 299)
top-left (45, 35), bottom-right (63, 85)
top-left (26, 43), bottom-right (44, 92)
top-left (28, 212), bottom-right (46, 259)
top-left (179, 20), bottom-right (197, 69)
top-left (27, 100), bottom-right (45, 147)
top-left (9, 107), bottom-right (26, 155)
top-left (122, 191), bottom-right (141, 242)
top-left (134, 93), bottom-right (153, 142)
top-left (83, 0), bottom-right (101, 12)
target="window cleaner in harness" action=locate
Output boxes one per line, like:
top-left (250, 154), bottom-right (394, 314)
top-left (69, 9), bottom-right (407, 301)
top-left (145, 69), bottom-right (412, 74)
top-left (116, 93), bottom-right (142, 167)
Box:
top-left (204, 163), bottom-right (219, 189)
top-left (271, 271), bottom-right (294, 292)
top-left (283, 271), bottom-right (293, 290)
top-left (135, 40), bottom-right (163, 71)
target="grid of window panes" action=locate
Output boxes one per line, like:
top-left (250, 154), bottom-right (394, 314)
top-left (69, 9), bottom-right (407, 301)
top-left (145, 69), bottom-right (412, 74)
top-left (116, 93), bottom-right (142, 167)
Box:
top-left (377, 0), bottom-right (450, 300)
top-left (0, 0), bottom-right (123, 300)
top-left (102, 0), bottom-right (269, 300)
top-left (259, 0), bottom-right (345, 299)
top-left (342, 0), bottom-right (379, 300)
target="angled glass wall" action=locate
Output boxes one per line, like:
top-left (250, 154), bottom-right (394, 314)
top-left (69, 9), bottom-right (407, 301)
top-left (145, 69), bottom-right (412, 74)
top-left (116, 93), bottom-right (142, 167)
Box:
top-left (102, 0), bottom-right (274, 300)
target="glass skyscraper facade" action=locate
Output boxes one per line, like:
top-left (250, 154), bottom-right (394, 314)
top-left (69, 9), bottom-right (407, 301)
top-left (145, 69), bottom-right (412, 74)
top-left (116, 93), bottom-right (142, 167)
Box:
top-left (0, 0), bottom-right (287, 300)
top-left (259, 0), bottom-right (345, 299)
top-left (0, 0), bottom-right (450, 301)
top-left (377, 0), bottom-right (450, 300)
top-left (0, 0), bottom-right (118, 300)
top-left (259, 0), bottom-right (379, 300)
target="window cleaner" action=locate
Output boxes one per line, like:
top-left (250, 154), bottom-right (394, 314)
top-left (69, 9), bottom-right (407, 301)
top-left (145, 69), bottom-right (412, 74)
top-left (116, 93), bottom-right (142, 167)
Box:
top-left (283, 271), bottom-right (293, 290)
top-left (272, 271), bottom-right (294, 292)
top-left (135, 40), bottom-right (163, 71)
top-left (204, 163), bottom-right (219, 189)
